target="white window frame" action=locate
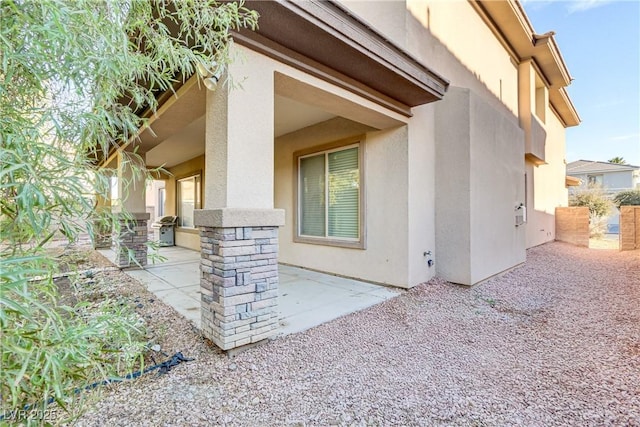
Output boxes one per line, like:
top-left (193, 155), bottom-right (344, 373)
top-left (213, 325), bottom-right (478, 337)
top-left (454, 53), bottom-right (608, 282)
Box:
top-left (294, 139), bottom-right (365, 249)
top-left (176, 173), bottom-right (201, 229)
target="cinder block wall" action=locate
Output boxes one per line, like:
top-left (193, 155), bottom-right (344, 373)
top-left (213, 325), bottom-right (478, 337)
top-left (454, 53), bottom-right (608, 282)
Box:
top-left (555, 207), bottom-right (589, 247)
top-left (620, 206), bottom-right (640, 251)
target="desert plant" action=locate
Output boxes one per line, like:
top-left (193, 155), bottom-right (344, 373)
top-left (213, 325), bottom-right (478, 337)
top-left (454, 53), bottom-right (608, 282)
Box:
top-left (569, 185), bottom-right (612, 218)
top-left (569, 185), bottom-right (613, 238)
top-left (612, 189), bottom-right (640, 208)
top-left (0, 0), bottom-right (258, 424)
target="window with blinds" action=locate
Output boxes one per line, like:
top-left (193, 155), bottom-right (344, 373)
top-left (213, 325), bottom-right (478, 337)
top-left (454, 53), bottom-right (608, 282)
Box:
top-left (298, 144), bottom-right (360, 242)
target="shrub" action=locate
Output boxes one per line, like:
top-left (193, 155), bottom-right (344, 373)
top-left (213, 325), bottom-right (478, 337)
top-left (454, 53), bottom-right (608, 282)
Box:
top-left (569, 186), bottom-right (613, 238)
top-left (1, 0), bottom-right (258, 424)
top-left (612, 189), bottom-right (640, 208)
top-left (569, 185), bottom-right (612, 218)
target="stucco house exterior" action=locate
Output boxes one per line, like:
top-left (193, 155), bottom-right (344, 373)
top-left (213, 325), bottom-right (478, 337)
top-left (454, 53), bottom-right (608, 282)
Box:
top-left (99, 0), bottom-right (580, 350)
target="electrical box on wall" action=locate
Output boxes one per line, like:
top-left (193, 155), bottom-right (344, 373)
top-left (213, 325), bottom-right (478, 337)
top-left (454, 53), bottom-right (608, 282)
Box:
top-left (515, 203), bottom-right (526, 227)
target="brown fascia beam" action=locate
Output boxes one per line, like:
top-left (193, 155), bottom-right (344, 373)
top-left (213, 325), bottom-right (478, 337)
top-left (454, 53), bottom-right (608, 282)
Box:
top-left (550, 87), bottom-right (581, 127)
top-left (473, 0), bottom-right (579, 127)
top-left (532, 32), bottom-right (572, 88)
top-left (236, 0), bottom-right (449, 108)
top-left (98, 0), bottom-right (451, 168)
top-left (474, 0), bottom-right (572, 88)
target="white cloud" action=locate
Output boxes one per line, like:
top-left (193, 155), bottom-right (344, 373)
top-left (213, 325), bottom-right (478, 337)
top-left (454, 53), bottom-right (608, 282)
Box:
top-left (591, 99), bottom-right (625, 109)
top-left (521, 0), bottom-right (555, 11)
top-left (567, 0), bottom-right (614, 13)
top-left (608, 133), bottom-right (640, 142)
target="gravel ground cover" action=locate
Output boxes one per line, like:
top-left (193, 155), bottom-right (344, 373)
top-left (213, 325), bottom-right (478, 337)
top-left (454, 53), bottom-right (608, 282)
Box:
top-left (68, 242), bottom-right (638, 426)
top-left (590, 237), bottom-right (620, 250)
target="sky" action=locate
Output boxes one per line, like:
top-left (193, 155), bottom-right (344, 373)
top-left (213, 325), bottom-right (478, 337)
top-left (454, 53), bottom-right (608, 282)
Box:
top-left (522, 0), bottom-right (640, 166)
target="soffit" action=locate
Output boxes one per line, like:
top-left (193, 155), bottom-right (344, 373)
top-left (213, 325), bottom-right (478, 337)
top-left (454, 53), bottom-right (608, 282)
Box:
top-left (549, 88), bottom-right (580, 127)
top-left (234, 0), bottom-right (449, 110)
top-left (474, 0), bottom-right (571, 88)
top-left (472, 0), bottom-right (580, 127)
top-left (136, 81), bottom-right (206, 154)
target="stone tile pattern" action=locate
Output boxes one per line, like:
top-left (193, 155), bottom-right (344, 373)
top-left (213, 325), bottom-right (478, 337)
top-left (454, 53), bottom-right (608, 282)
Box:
top-left (116, 218), bottom-right (148, 268)
top-left (620, 206), bottom-right (640, 251)
top-left (199, 226), bottom-right (279, 350)
top-left (555, 207), bottom-right (589, 247)
top-left (93, 220), bottom-right (113, 249)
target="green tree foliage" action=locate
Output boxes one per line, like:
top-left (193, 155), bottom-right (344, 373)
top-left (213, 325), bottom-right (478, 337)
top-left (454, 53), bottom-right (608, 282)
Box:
top-left (608, 156), bottom-right (627, 164)
top-left (0, 0), bottom-right (258, 423)
top-left (613, 189), bottom-right (640, 208)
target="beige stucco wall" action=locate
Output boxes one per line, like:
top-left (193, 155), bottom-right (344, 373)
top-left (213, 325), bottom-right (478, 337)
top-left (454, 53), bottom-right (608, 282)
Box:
top-left (210, 45), bottom-right (423, 287)
top-left (196, 6), bottom-right (571, 286)
top-left (205, 51), bottom-right (275, 210)
top-left (340, 0), bottom-right (408, 49)
top-left (340, 0), bottom-right (519, 116)
top-left (204, 43), bottom-right (407, 206)
top-left (275, 117), bottom-right (412, 287)
top-left (434, 90), bottom-right (471, 284)
top-left (115, 151), bottom-right (146, 214)
top-left (308, 1), bottom-right (530, 286)
top-left (526, 109), bottom-right (569, 248)
top-left (341, 0), bottom-right (570, 256)
top-left (435, 87), bottom-right (526, 286)
top-left (165, 155), bottom-right (205, 250)
top-left (407, 103), bottom-right (438, 285)
top-left (411, 0), bottom-right (518, 115)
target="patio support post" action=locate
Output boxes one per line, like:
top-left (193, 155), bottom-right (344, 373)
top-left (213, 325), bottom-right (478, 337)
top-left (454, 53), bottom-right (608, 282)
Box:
top-left (114, 151), bottom-right (149, 268)
top-left (196, 49), bottom-right (285, 350)
top-left (93, 193), bottom-right (113, 249)
top-left (195, 210), bottom-right (284, 350)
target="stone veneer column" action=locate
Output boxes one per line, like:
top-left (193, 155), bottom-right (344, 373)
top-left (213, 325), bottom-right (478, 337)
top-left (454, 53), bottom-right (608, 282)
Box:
top-left (93, 221), bottom-right (113, 249)
top-left (195, 208), bottom-right (285, 351)
top-left (115, 212), bottom-right (150, 268)
top-left (93, 194), bottom-right (112, 249)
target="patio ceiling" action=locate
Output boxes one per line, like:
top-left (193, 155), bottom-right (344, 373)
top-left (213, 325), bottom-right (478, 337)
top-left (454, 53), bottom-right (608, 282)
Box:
top-left (139, 82), bottom-right (339, 169)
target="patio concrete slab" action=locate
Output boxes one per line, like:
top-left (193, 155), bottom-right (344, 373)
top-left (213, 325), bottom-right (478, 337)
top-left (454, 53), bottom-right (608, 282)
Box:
top-left (278, 267), bottom-right (399, 335)
top-left (97, 246), bottom-right (400, 336)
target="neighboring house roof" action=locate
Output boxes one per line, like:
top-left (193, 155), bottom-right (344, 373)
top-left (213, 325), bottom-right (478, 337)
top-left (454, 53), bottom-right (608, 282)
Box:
top-left (567, 160), bottom-right (640, 175)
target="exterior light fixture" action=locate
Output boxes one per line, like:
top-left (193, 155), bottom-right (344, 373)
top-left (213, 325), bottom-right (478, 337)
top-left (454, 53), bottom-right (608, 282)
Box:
top-left (203, 76), bottom-right (219, 91)
top-left (196, 61), bottom-right (222, 92)
top-left (196, 62), bottom-right (214, 77)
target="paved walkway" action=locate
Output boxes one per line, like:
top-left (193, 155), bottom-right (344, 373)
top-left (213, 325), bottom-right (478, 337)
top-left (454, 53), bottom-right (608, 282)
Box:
top-left (97, 246), bottom-right (399, 335)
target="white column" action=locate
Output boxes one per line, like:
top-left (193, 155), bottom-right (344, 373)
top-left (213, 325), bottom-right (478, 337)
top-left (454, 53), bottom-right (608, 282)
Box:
top-left (204, 49), bottom-right (275, 210)
top-left (115, 151), bottom-right (147, 214)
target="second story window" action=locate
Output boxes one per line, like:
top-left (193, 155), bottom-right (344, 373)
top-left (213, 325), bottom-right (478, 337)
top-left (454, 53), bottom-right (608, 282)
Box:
top-left (587, 174), bottom-right (603, 186)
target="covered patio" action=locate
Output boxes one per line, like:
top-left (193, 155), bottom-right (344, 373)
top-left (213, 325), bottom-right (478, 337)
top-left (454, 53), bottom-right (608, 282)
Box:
top-left (97, 246), bottom-right (399, 336)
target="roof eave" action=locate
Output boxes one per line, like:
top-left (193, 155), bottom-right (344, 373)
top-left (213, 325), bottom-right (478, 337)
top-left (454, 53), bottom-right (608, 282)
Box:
top-left (472, 0), bottom-right (580, 126)
top-left (236, 0), bottom-right (449, 110)
top-left (550, 87), bottom-right (581, 127)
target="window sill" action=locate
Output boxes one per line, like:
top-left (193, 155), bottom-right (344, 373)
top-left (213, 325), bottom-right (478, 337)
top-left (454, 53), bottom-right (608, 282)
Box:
top-left (294, 235), bottom-right (365, 250)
